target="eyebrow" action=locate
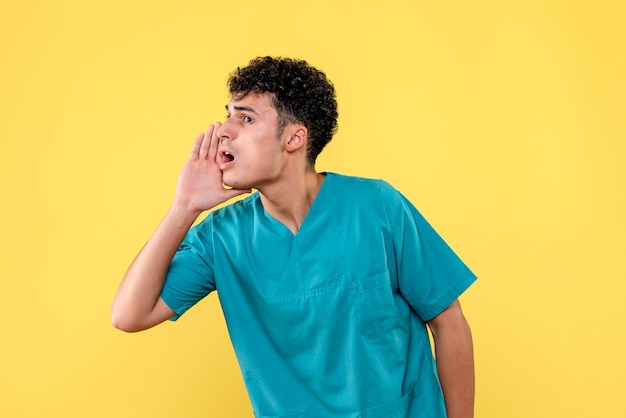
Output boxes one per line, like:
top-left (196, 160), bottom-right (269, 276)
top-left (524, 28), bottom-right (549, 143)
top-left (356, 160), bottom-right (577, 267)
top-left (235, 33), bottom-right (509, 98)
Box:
top-left (225, 104), bottom-right (259, 114)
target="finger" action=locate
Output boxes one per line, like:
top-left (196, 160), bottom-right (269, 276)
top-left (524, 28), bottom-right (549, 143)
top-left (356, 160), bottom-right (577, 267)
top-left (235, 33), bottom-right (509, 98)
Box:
top-left (207, 122), bottom-right (221, 162)
top-left (189, 133), bottom-right (204, 161)
top-left (199, 125), bottom-right (215, 160)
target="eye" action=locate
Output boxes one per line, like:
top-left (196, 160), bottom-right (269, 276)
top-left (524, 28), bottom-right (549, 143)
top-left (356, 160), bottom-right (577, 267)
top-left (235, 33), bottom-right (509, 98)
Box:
top-left (242, 115), bottom-right (252, 123)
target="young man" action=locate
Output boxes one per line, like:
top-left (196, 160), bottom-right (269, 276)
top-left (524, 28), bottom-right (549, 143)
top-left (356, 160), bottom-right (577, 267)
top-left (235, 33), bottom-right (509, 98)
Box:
top-left (112, 56), bottom-right (476, 418)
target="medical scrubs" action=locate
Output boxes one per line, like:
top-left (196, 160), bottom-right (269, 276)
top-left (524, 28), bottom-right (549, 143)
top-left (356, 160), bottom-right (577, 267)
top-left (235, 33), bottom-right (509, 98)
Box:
top-left (161, 173), bottom-right (476, 417)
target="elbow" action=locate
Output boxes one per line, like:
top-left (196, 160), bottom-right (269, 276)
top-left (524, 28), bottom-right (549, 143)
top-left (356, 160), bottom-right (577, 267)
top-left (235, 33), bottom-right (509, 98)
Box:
top-left (111, 313), bottom-right (132, 333)
top-left (111, 318), bottom-right (133, 333)
top-left (110, 307), bottom-right (142, 333)
top-left (111, 294), bottom-right (173, 332)
top-left (112, 318), bottom-right (142, 333)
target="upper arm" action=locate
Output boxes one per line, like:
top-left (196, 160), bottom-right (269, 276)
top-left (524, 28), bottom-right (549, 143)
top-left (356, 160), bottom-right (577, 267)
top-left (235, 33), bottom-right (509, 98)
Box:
top-left (113, 297), bottom-right (176, 333)
top-left (427, 299), bottom-right (470, 337)
top-left (147, 297), bottom-right (177, 328)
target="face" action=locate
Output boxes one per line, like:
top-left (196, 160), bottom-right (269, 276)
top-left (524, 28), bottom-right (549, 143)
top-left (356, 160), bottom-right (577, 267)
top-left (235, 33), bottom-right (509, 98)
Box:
top-left (217, 93), bottom-right (289, 190)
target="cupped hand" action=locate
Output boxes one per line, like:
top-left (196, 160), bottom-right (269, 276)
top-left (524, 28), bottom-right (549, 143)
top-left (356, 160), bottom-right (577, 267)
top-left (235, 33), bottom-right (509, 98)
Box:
top-left (173, 123), bottom-right (251, 213)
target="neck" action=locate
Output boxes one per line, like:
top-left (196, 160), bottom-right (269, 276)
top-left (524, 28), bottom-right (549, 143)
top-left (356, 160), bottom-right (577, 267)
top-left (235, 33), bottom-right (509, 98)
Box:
top-left (259, 168), bottom-right (325, 235)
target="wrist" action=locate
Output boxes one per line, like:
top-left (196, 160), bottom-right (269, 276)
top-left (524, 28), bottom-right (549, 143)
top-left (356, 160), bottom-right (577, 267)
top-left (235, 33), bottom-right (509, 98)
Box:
top-left (166, 203), bottom-right (203, 228)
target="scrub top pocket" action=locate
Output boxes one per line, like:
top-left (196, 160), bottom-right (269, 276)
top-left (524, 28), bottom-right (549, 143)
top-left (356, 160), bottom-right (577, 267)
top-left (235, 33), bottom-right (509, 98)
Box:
top-left (359, 384), bottom-right (417, 418)
top-left (352, 270), bottom-right (400, 338)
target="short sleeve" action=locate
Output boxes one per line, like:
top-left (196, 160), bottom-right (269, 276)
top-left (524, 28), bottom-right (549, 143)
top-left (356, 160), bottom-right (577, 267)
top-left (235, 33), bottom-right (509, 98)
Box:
top-left (160, 219), bottom-right (216, 320)
top-left (393, 194), bottom-right (477, 321)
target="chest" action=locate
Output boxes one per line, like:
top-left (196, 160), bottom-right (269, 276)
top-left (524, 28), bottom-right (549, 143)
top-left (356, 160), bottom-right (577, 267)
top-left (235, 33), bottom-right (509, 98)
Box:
top-left (219, 203), bottom-right (395, 298)
top-left (212, 199), bottom-right (407, 360)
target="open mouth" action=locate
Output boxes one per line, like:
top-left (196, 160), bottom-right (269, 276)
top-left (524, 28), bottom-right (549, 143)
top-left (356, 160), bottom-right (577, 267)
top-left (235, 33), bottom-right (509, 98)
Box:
top-left (221, 150), bottom-right (235, 163)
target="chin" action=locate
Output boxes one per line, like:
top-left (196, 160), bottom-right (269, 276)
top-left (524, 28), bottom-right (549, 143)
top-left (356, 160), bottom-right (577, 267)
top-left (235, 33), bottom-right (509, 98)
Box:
top-left (222, 178), bottom-right (237, 189)
top-left (223, 174), bottom-right (248, 190)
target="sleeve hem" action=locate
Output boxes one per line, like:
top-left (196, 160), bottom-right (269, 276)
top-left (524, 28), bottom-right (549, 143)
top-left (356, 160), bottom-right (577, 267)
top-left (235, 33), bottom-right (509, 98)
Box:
top-left (417, 272), bottom-right (477, 322)
top-left (160, 293), bottom-right (186, 322)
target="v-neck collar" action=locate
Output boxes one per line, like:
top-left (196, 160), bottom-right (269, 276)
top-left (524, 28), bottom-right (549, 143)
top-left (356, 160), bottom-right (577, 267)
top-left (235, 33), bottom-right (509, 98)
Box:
top-left (257, 172), bottom-right (334, 238)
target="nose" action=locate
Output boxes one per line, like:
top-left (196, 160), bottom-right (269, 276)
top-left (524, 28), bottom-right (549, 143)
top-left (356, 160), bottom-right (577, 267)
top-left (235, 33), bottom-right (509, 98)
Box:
top-left (216, 119), bottom-right (233, 142)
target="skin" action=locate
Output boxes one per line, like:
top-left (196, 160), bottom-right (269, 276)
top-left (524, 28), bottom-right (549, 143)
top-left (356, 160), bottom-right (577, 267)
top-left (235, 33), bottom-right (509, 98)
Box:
top-left (111, 93), bottom-right (321, 331)
top-left (428, 300), bottom-right (475, 418)
top-left (216, 94), bottom-right (325, 232)
top-left (111, 92), bottom-right (474, 417)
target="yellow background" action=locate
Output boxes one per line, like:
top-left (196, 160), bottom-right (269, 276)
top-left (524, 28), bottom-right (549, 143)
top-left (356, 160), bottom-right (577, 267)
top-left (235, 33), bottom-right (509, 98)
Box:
top-left (2, 0), bottom-right (625, 416)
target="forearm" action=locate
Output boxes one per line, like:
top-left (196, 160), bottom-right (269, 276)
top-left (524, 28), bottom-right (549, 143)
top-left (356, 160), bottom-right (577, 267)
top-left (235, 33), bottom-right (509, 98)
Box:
top-left (111, 204), bottom-right (200, 331)
top-left (429, 302), bottom-right (475, 418)
top-left (112, 125), bottom-right (250, 331)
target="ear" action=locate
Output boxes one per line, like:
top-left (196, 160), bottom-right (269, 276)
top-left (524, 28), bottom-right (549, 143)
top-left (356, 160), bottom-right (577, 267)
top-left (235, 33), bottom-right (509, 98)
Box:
top-left (285, 125), bottom-right (308, 153)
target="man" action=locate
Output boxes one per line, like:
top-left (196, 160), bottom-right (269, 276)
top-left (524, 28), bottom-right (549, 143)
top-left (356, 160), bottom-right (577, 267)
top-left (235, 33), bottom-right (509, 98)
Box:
top-left (112, 56), bottom-right (476, 417)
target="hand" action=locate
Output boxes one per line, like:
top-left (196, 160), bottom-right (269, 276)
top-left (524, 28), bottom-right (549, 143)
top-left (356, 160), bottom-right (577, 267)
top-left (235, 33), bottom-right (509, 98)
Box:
top-left (173, 123), bottom-right (251, 213)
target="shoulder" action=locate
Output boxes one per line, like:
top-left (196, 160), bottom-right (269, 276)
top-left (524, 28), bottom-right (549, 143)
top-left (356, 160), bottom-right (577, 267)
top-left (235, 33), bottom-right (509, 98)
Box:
top-left (193, 193), bottom-right (261, 234)
top-left (324, 173), bottom-right (415, 227)
top-left (326, 172), bottom-right (399, 194)
top-left (211, 193), bottom-right (259, 219)
top-left (326, 172), bottom-right (405, 205)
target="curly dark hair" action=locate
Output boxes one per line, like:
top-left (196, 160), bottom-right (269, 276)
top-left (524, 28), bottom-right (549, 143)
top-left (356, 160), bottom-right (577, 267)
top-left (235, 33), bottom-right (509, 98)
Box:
top-left (227, 56), bottom-right (338, 165)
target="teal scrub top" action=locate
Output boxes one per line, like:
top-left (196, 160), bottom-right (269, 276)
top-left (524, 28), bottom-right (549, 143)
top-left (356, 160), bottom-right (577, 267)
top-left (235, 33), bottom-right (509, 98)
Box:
top-left (161, 173), bottom-right (476, 417)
